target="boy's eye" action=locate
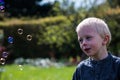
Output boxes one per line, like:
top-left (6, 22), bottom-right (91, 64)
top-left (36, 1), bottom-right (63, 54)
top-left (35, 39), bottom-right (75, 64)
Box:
top-left (79, 39), bottom-right (83, 43)
top-left (86, 36), bottom-right (91, 40)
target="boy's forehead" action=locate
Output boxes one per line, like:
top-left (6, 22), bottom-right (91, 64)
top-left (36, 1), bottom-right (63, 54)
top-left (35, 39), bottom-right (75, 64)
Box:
top-left (77, 27), bottom-right (97, 38)
top-left (78, 25), bottom-right (97, 33)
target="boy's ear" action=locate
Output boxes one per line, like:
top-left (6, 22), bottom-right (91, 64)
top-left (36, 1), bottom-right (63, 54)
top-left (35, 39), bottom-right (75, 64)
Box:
top-left (102, 35), bottom-right (109, 45)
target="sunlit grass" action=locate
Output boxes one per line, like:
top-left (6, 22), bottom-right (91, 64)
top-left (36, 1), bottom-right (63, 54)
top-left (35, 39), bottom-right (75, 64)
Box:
top-left (0, 64), bottom-right (76, 80)
top-left (0, 15), bottom-right (68, 26)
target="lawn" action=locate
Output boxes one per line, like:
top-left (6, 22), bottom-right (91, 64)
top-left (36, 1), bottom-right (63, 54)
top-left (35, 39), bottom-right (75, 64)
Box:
top-left (0, 64), bottom-right (76, 80)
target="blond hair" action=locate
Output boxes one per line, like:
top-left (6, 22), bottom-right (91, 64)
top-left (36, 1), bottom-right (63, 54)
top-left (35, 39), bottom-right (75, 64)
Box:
top-left (76, 17), bottom-right (111, 46)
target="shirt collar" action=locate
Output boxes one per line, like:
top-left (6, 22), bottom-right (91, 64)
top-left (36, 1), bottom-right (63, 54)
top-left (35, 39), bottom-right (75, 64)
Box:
top-left (90, 53), bottom-right (112, 65)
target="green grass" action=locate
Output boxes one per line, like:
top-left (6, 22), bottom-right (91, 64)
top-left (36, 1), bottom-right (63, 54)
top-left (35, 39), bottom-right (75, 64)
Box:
top-left (0, 64), bottom-right (76, 80)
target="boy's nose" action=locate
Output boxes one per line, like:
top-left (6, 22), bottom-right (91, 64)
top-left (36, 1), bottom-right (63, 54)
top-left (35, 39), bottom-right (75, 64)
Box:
top-left (82, 40), bottom-right (87, 46)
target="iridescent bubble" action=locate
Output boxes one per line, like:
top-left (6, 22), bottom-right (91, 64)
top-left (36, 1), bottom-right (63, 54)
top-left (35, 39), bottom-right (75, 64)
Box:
top-left (0, 9), bottom-right (4, 12)
top-left (0, 5), bottom-right (5, 12)
top-left (17, 28), bottom-right (23, 35)
top-left (0, 58), bottom-right (5, 65)
top-left (2, 51), bottom-right (9, 58)
top-left (0, 5), bottom-right (4, 10)
top-left (18, 65), bottom-right (23, 71)
top-left (26, 35), bottom-right (32, 41)
top-left (8, 36), bottom-right (14, 44)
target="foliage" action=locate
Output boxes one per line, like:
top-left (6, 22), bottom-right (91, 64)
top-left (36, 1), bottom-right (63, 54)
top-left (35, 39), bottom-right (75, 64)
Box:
top-left (38, 16), bottom-right (72, 46)
top-left (107, 0), bottom-right (120, 8)
top-left (4, 0), bottom-right (53, 17)
top-left (0, 15), bottom-right (82, 59)
top-left (36, 15), bottom-right (82, 57)
top-left (48, 1), bottom-right (62, 16)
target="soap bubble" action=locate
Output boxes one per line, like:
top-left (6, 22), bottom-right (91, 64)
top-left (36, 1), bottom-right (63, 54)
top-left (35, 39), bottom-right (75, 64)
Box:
top-left (0, 5), bottom-right (5, 12)
top-left (18, 65), bottom-right (23, 71)
top-left (17, 28), bottom-right (23, 35)
top-left (0, 5), bottom-right (4, 10)
top-left (26, 35), bottom-right (32, 41)
top-left (2, 51), bottom-right (9, 58)
top-left (0, 58), bottom-right (5, 65)
top-left (8, 36), bottom-right (14, 44)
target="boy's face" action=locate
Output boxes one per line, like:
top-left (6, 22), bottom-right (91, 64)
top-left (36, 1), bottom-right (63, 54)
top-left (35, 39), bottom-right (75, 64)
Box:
top-left (77, 26), bottom-right (105, 57)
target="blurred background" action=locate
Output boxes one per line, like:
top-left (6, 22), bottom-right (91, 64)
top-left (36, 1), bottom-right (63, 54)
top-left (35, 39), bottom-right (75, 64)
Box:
top-left (0, 0), bottom-right (120, 80)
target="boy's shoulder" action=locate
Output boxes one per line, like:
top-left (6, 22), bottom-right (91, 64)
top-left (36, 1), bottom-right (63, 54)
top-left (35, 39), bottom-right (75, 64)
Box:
top-left (111, 54), bottom-right (120, 63)
top-left (77, 58), bottom-right (90, 68)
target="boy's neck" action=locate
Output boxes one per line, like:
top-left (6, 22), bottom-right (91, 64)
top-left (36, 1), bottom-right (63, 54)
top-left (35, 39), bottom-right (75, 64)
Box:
top-left (91, 48), bottom-right (108, 61)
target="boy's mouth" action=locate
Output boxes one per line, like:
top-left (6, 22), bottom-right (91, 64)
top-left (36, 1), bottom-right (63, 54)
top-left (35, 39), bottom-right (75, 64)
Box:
top-left (84, 48), bottom-right (91, 52)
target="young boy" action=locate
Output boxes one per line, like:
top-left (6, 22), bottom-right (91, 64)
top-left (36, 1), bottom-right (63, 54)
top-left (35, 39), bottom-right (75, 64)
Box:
top-left (72, 17), bottom-right (120, 80)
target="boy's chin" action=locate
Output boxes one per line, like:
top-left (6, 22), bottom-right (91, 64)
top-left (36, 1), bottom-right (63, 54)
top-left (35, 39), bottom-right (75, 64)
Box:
top-left (85, 52), bottom-right (94, 57)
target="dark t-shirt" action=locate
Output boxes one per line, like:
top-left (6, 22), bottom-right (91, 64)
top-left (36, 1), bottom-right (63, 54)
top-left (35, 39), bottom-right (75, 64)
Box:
top-left (72, 53), bottom-right (120, 80)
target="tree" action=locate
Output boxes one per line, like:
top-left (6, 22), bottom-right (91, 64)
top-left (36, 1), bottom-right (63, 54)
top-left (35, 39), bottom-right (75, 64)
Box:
top-left (4, 0), bottom-right (53, 17)
top-left (108, 0), bottom-right (120, 8)
top-left (48, 1), bottom-right (62, 16)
